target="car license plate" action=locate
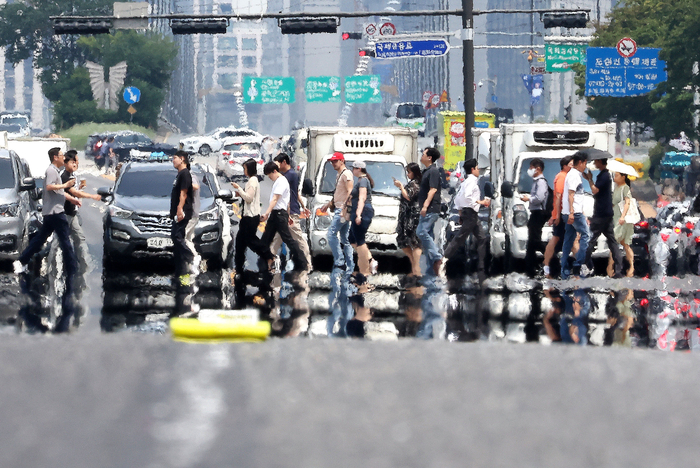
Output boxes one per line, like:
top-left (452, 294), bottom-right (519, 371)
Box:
top-left (366, 233), bottom-right (380, 243)
top-left (147, 237), bottom-right (173, 249)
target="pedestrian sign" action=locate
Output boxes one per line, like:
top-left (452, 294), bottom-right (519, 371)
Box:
top-left (545, 43), bottom-right (586, 72)
top-left (123, 86), bottom-right (141, 104)
top-left (305, 76), bottom-right (341, 103)
top-left (344, 75), bottom-right (381, 103)
top-left (243, 77), bottom-right (296, 104)
top-left (585, 47), bottom-right (667, 97)
top-left (374, 39), bottom-right (449, 59)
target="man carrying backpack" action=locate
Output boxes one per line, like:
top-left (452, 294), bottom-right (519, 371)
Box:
top-left (520, 158), bottom-right (549, 278)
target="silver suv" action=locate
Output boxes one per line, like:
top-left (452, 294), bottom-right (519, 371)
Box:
top-left (0, 149), bottom-right (39, 260)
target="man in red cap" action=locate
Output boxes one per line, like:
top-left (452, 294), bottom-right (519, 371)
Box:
top-left (320, 152), bottom-right (354, 272)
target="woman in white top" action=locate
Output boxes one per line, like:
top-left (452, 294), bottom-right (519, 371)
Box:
top-left (231, 158), bottom-right (267, 274)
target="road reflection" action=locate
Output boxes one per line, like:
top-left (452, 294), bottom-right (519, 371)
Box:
top-left (5, 242), bottom-right (700, 354)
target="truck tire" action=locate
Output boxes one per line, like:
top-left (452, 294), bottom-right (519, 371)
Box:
top-left (199, 144), bottom-right (212, 156)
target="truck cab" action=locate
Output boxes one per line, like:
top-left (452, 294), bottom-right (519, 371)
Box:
top-left (302, 127), bottom-right (419, 258)
top-left (490, 123), bottom-right (616, 264)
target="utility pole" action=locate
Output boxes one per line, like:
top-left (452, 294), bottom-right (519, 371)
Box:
top-left (463, 0), bottom-right (474, 162)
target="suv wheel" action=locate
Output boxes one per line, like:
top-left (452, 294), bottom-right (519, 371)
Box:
top-left (199, 144), bottom-right (212, 156)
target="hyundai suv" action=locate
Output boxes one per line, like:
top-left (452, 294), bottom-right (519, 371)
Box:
top-left (99, 161), bottom-right (234, 269)
top-left (0, 149), bottom-right (40, 261)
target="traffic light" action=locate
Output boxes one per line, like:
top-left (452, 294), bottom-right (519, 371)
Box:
top-left (342, 32), bottom-right (362, 40)
top-left (359, 48), bottom-right (376, 57)
top-left (541, 12), bottom-right (588, 28)
top-left (171, 19), bottom-right (228, 35)
top-left (279, 17), bottom-right (339, 35)
top-left (52, 18), bottom-right (112, 35)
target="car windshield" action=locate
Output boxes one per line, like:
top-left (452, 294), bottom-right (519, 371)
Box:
top-left (0, 158), bottom-right (14, 189)
top-left (1, 117), bottom-right (28, 126)
top-left (116, 169), bottom-right (176, 197)
top-left (320, 160), bottom-right (407, 197)
top-left (224, 142), bottom-right (260, 152)
top-left (397, 104), bottom-right (425, 119)
top-left (190, 170), bottom-right (214, 198)
top-left (517, 157), bottom-right (594, 194)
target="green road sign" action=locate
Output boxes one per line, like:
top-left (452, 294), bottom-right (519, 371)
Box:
top-left (243, 76), bottom-right (295, 104)
top-left (306, 76), bottom-right (341, 103)
top-left (344, 75), bottom-right (382, 103)
top-left (545, 43), bottom-right (587, 72)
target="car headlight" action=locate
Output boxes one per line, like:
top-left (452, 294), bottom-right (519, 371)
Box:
top-left (0, 203), bottom-right (19, 217)
top-left (109, 205), bottom-right (133, 219)
top-left (513, 205), bottom-right (528, 227)
top-left (201, 231), bottom-right (219, 242)
top-left (314, 214), bottom-right (332, 231)
top-left (199, 208), bottom-right (219, 221)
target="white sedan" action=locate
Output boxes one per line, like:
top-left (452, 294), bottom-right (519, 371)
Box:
top-left (179, 127), bottom-right (263, 156)
top-left (216, 139), bottom-right (264, 180)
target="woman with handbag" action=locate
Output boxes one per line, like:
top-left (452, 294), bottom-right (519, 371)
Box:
top-left (610, 171), bottom-right (637, 277)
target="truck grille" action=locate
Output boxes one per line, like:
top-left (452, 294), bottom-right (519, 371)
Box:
top-left (532, 131), bottom-right (589, 145)
top-left (133, 215), bottom-right (172, 234)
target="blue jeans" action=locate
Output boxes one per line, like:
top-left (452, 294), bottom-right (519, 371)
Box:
top-left (327, 208), bottom-right (354, 271)
top-left (416, 212), bottom-right (441, 272)
top-left (561, 213), bottom-right (590, 278)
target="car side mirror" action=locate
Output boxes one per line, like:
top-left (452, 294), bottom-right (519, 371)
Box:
top-left (19, 177), bottom-right (35, 192)
top-left (301, 178), bottom-right (315, 197)
top-left (216, 189), bottom-right (233, 202)
top-left (97, 186), bottom-right (113, 202)
top-left (484, 182), bottom-right (495, 199)
top-left (501, 181), bottom-right (514, 198)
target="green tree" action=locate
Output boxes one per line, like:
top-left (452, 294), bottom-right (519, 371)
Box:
top-left (0, 0), bottom-right (113, 85)
top-left (0, 2), bottom-right (177, 129)
top-left (577, 0), bottom-right (700, 140)
top-left (48, 31), bottom-right (178, 129)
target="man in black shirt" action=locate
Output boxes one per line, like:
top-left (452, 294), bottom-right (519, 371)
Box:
top-left (170, 151), bottom-right (195, 280)
top-left (582, 158), bottom-right (622, 277)
top-left (56, 150), bottom-right (101, 275)
top-left (272, 153), bottom-right (312, 272)
top-left (416, 147), bottom-right (443, 276)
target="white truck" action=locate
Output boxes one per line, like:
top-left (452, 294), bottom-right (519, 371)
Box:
top-left (0, 111), bottom-right (31, 138)
top-left (0, 132), bottom-right (70, 178)
top-left (489, 123), bottom-right (617, 266)
top-left (301, 126), bottom-right (420, 258)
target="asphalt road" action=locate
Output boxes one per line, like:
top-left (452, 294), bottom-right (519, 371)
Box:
top-left (1, 336), bottom-right (699, 467)
top-left (1, 155), bottom-right (698, 467)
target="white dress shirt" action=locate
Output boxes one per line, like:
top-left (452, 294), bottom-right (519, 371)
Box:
top-left (454, 174), bottom-right (481, 212)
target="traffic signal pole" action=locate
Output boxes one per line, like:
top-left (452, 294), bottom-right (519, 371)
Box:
top-left (53, 6), bottom-right (588, 155)
top-left (463, 0), bottom-right (474, 162)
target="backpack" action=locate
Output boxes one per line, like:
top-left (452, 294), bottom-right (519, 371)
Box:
top-left (544, 180), bottom-right (554, 214)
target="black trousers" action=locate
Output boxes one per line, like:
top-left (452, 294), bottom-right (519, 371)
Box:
top-left (261, 210), bottom-right (309, 271)
top-left (171, 218), bottom-right (194, 276)
top-left (525, 210), bottom-right (549, 277)
top-left (444, 208), bottom-right (487, 272)
top-left (585, 216), bottom-right (622, 274)
top-left (235, 215), bottom-right (270, 272)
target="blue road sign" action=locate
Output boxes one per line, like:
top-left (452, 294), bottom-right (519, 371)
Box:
top-left (374, 39), bottom-right (449, 59)
top-left (585, 47), bottom-right (667, 97)
top-left (123, 86), bottom-right (141, 104)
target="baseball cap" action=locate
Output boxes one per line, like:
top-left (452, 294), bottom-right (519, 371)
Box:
top-left (329, 152), bottom-right (344, 161)
top-left (352, 160), bottom-right (366, 169)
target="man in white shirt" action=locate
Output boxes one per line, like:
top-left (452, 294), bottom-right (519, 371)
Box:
top-left (260, 162), bottom-right (309, 273)
top-left (560, 151), bottom-right (591, 279)
top-left (443, 159), bottom-right (490, 279)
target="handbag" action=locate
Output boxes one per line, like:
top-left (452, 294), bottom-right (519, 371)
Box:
top-left (619, 196), bottom-right (641, 224)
